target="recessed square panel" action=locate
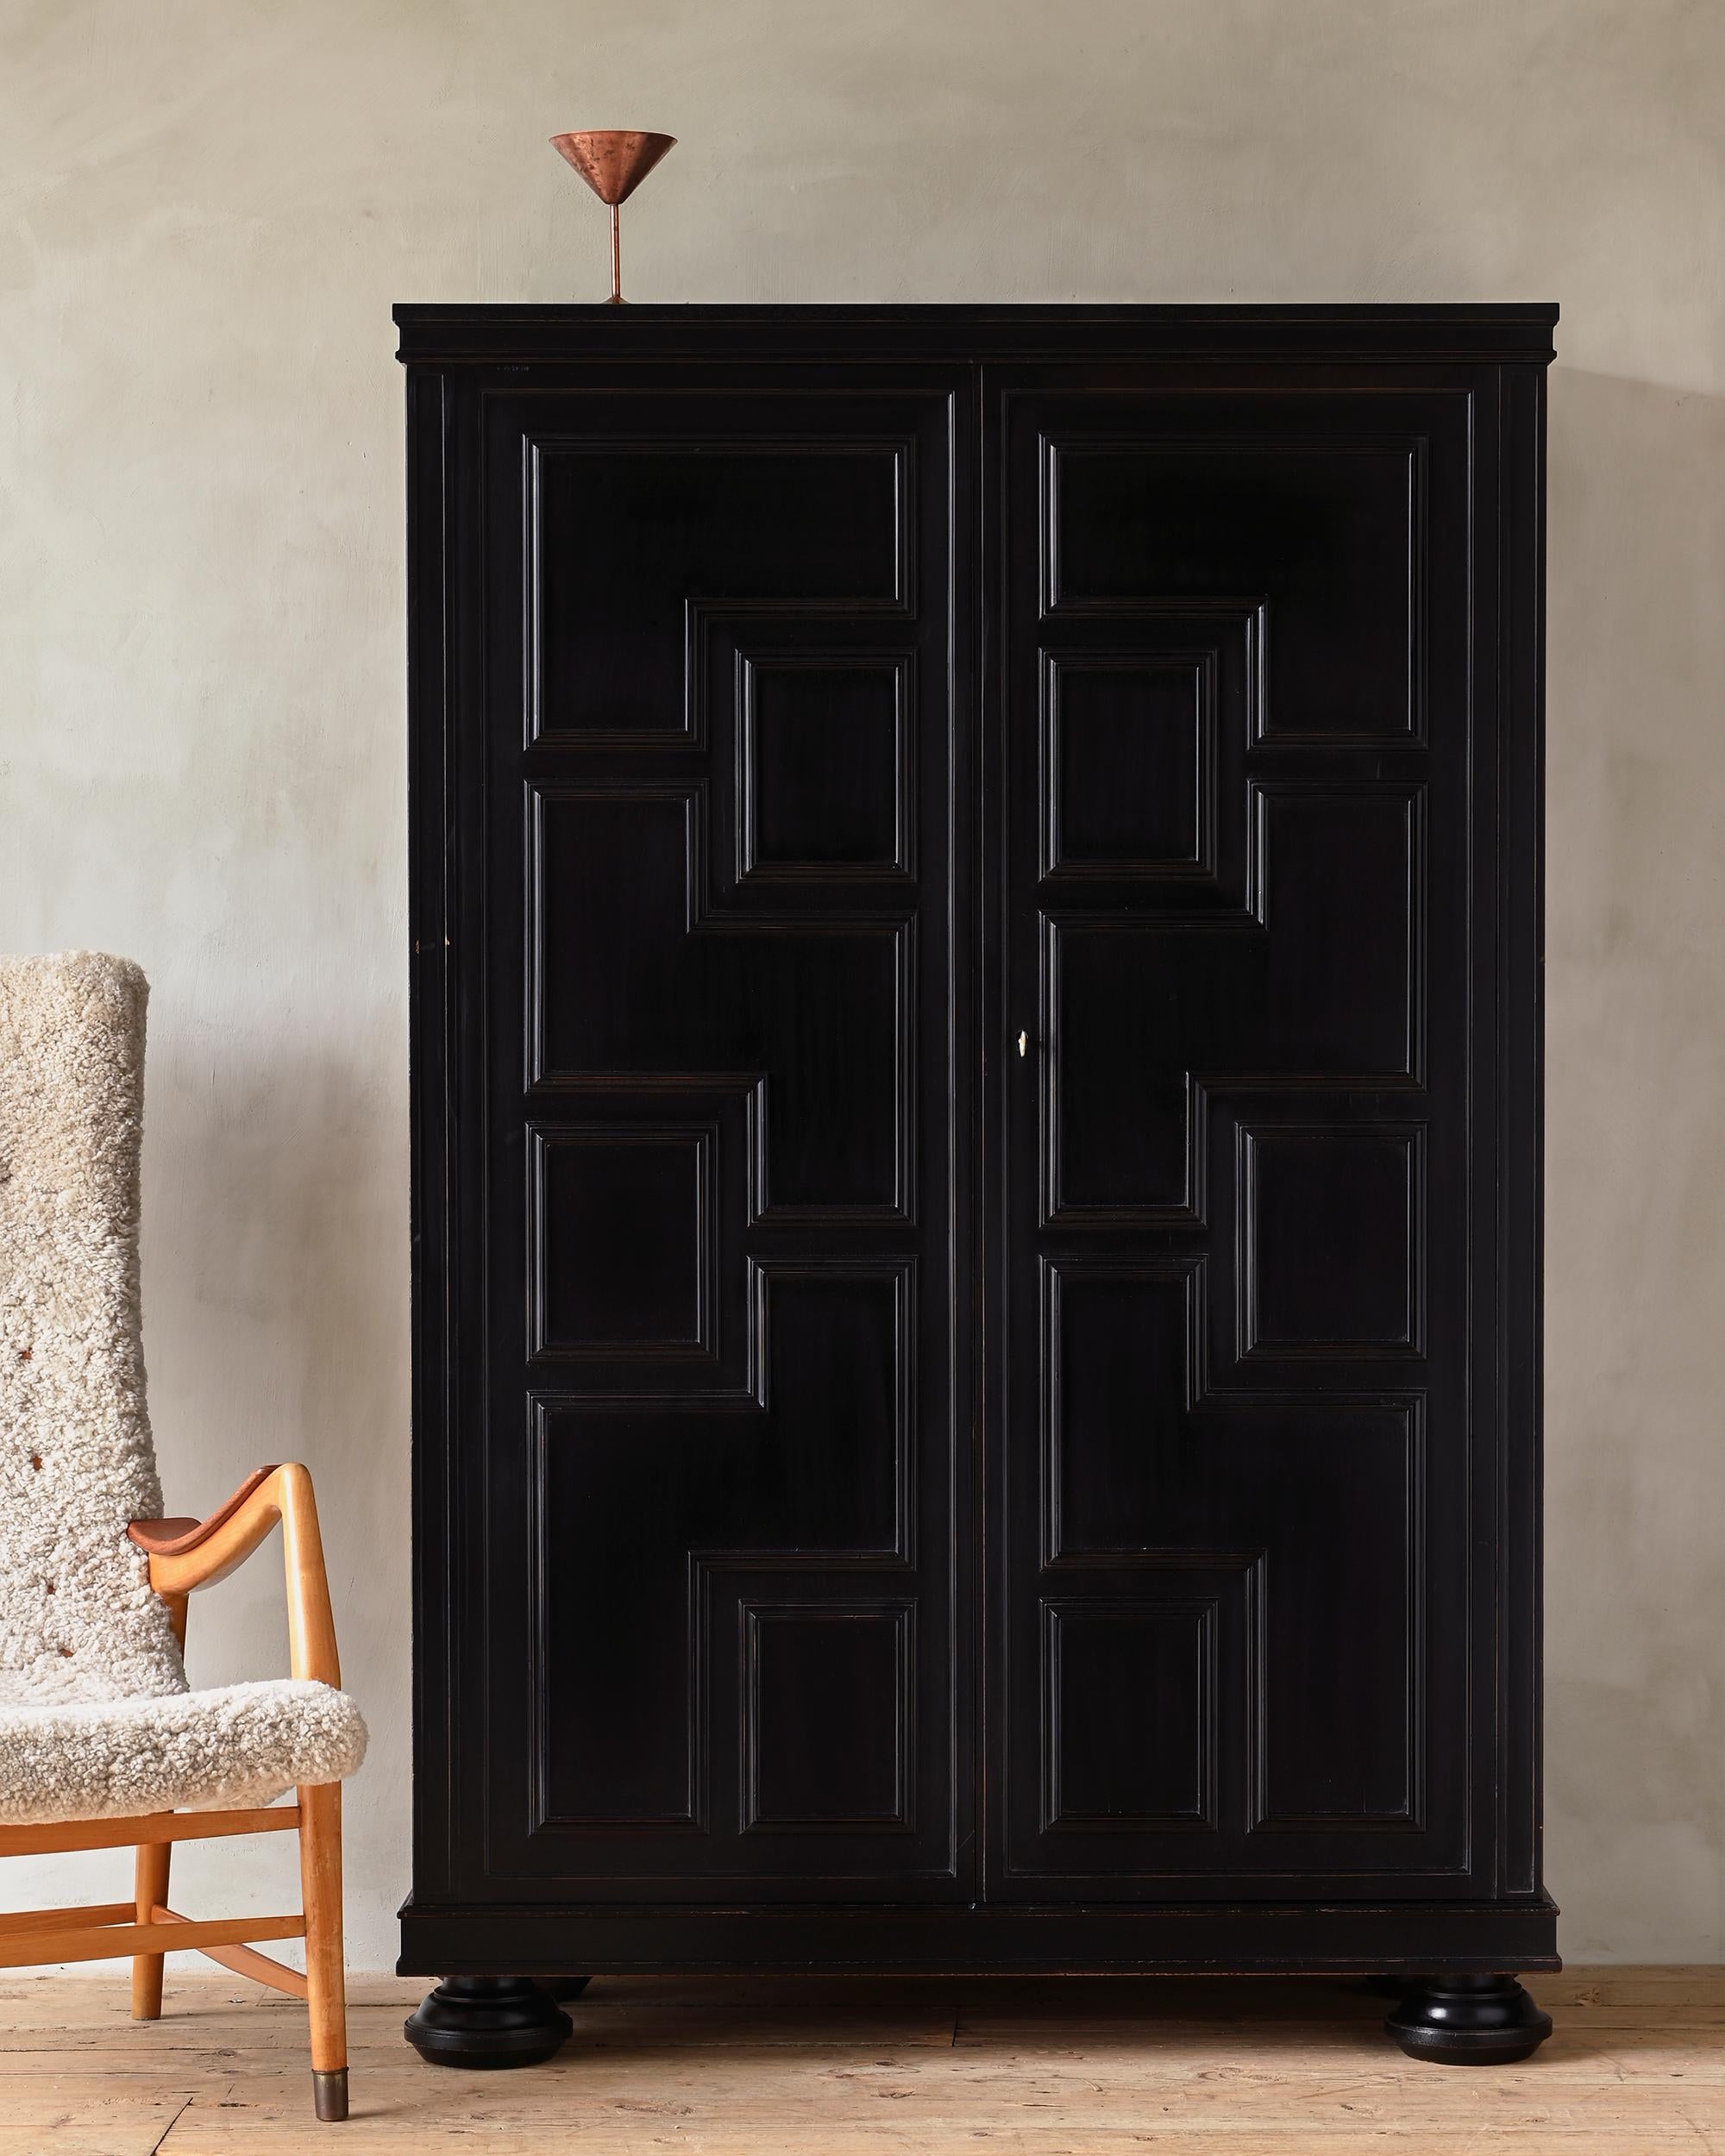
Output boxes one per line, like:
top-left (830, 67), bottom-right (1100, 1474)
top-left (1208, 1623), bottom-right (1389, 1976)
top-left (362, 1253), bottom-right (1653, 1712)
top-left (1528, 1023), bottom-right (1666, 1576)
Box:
top-left (1046, 923), bottom-right (1204, 1223)
top-left (1044, 1259), bottom-right (1200, 1563)
top-left (1043, 1600), bottom-right (1216, 1830)
top-left (743, 1602), bottom-right (913, 1831)
top-left (1045, 655), bottom-right (1209, 875)
top-left (762, 1265), bottom-right (913, 1560)
top-left (1256, 784), bottom-right (1423, 1081)
top-left (740, 656), bottom-right (909, 879)
top-left (531, 1127), bottom-right (713, 1358)
top-left (1240, 1125), bottom-right (1425, 1357)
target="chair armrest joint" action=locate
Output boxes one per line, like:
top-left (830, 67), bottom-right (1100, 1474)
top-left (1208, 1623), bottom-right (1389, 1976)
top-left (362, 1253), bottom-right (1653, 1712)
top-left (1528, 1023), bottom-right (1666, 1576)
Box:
top-left (129, 1463), bottom-right (341, 1687)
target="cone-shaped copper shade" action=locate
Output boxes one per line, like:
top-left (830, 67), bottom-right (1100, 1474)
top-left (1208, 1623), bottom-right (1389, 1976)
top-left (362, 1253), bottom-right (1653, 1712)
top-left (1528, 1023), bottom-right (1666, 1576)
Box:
top-left (549, 129), bottom-right (676, 207)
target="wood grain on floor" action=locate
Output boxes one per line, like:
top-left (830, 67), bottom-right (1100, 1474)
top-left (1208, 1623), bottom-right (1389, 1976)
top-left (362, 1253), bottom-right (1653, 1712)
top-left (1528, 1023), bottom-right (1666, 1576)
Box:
top-left (0, 1967), bottom-right (1720, 2154)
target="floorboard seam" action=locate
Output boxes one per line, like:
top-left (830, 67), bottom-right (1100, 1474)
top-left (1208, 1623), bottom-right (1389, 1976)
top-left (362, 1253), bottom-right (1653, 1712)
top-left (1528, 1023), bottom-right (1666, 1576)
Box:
top-left (145, 2095), bottom-right (192, 2153)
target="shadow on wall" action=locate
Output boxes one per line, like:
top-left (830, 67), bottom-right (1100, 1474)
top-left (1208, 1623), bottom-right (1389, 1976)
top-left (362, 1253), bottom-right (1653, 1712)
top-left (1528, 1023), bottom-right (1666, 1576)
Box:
top-left (1542, 367), bottom-right (1725, 1960)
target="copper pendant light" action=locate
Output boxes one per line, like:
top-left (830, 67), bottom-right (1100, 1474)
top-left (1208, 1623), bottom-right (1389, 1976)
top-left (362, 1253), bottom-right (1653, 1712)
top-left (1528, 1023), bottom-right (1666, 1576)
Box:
top-left (549, 130), bottom-right (677, 304)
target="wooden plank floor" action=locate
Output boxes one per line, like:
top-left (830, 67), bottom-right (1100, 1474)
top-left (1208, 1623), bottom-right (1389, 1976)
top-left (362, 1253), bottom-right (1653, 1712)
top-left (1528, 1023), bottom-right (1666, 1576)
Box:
top-left (1, 1967), bottom-right (1721, 2154)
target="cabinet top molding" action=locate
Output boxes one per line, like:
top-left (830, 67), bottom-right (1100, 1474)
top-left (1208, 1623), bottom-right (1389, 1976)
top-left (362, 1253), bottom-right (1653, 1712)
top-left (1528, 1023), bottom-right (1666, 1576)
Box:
top-left (392, 301), bottom-right (1559, 367)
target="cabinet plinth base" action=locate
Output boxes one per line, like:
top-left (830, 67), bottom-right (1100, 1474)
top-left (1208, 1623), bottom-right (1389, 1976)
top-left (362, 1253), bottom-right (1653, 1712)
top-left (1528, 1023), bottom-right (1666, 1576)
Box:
top-left (403, 1977), bottom-right (573, 2070)
top-left (1386, 1974), bottom-right (1553, 2064)
top-left (398, 1894), bottom-right (1561, 1978)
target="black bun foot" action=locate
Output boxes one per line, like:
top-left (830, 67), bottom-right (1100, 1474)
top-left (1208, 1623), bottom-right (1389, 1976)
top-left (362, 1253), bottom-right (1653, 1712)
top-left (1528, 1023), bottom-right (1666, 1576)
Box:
top-left (404, 1977), bottom-right (574, 2069)
top-left (1386, 1973), bottom-right (1552, 2064)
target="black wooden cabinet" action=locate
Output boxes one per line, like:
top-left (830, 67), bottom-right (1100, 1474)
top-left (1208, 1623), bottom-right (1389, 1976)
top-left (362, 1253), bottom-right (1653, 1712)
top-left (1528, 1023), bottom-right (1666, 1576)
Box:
top-left (397, 305), bottom-right (1558, 2059)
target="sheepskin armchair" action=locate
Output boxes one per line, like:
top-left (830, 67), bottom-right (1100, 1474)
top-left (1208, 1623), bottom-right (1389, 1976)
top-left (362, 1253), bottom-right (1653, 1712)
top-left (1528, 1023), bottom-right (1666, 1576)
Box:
top-left (0, 951), bottom-right (367, 2121)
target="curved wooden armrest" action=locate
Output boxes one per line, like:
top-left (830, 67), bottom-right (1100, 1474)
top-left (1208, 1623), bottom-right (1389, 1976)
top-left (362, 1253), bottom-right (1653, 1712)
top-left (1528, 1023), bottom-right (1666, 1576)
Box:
top-left (128, 1468), bottom-right (279, 1557)
top-left (128, 1463), bottom-right (340, 1687)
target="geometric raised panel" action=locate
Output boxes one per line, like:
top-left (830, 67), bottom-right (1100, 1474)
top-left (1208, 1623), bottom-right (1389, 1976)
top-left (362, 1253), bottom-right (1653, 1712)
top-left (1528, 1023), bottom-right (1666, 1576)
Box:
top-left (1042, 653), bottom-right (1212, 879)
top-left (529, 1124), bottom-right (716, 1360)
top-left (1255, 785), bottom-right (1424, 1082)
top-left (530, 785), bottom-right (913, 1222)
top-left (1042, 928), bottom-right (1207, 1226)
top-left (739, 655), bottom-right (911, 881)
top-left (1034, 1246), bottom-right (1423, 1850)
top-left (1238, 1124), bottom-right (1426, 1359)
top-left (528, 436), bottom-right (908, 748)
top-left (756, 1261), bottom-right (918, 1567)
top-left (532, 1257), bottom-right (920, 1845)
top-left (1041, 1598), bottom-right (1217, 1832)
top-left (1043, 785), bottom-right (1422, 1230)
top-left (743, 1601), bottom-right (914, 1832)
top-left (1045, 437), bottom-right (1421, 743)
top-left (1035, 1286), bottom-right (1421, 1852)
top-left (1249, 1404), bottom-right (1423, 1833)
top-left (1042, 1258), bottom-right (1203, 1566)
top-left (1034, 605), bottom-right (1259, 909)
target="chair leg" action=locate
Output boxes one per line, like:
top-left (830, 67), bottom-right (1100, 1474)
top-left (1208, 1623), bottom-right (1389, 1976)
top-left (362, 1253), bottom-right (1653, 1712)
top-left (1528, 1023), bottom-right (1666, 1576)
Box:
top-left (130, 1839), bottom-right (172, 2020)
top-left (297, 1783), bottom-right (348, 2122)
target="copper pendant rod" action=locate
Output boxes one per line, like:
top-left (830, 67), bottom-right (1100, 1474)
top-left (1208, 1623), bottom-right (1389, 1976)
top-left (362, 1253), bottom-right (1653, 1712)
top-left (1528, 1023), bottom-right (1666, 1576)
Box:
top-left (610, 203), bottom-right (622, 305)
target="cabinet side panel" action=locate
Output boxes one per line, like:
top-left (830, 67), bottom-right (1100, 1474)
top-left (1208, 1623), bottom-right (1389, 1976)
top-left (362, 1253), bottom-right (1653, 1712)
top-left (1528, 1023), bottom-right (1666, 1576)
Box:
top-left (1498, 360), bottom-right (1548, 1902)
top-left (405, 361), bottom-right (455, 1910)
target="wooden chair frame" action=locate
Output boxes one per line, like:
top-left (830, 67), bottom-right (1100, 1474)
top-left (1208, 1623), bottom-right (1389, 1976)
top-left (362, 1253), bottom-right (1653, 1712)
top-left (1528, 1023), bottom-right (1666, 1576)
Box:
top-left (0, 1463), bottom-right (351, 2122)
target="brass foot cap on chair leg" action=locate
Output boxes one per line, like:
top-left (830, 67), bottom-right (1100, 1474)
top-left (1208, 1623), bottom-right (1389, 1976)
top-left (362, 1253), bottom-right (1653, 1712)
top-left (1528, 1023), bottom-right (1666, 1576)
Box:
top-left (312, 2068), bottom-right (349, 2122)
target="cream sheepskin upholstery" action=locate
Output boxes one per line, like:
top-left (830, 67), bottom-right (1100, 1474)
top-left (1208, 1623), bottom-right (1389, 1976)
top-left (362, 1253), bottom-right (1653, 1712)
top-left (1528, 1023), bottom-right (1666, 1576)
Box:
top-left (0, 952), bottom-right (367, 1822)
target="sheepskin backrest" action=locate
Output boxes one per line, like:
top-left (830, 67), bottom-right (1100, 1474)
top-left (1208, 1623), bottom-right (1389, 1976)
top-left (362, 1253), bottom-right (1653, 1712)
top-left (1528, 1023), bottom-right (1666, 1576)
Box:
top-left (0, 953), bottom-right (185, 1704)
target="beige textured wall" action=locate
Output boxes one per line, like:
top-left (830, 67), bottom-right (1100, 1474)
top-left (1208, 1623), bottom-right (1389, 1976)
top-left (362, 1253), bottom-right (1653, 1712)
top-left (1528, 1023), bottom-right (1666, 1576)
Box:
top-left (2, 0), bottom-right (1721, 1971)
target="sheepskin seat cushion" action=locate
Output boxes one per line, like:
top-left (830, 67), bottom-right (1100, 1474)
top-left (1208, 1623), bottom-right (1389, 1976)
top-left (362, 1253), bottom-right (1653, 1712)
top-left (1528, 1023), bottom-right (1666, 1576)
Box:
top-left (0, 952), bottom-right (366, 1823)
top-left (0, 1679), bottom-right (367, 1825)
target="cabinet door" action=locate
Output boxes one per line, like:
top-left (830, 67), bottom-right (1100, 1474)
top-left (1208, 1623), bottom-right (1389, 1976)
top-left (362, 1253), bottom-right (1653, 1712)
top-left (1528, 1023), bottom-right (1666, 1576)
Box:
top-left (448, 372), bottom-right (973, 1901)
top-left (988, 372), bottom-right (1496, 1898)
